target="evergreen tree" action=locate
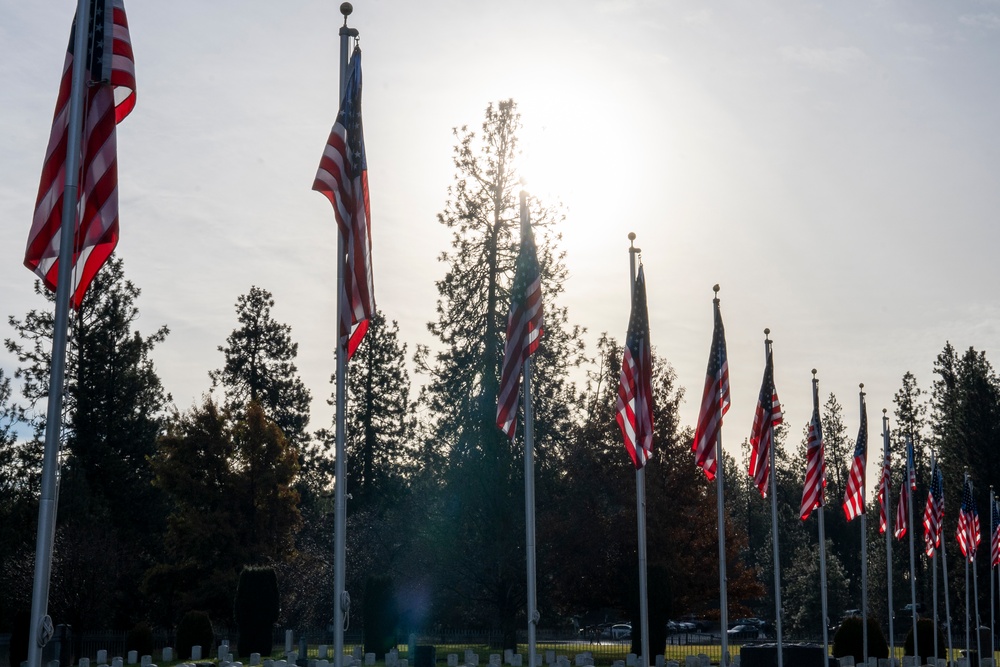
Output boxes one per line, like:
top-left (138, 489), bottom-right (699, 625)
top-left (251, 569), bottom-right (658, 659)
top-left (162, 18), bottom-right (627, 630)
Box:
top-left (416, 99), bottom-right (583, 644)
top-left (147, 399), bottom-right (301, 625)
top-left (210, 286), bottom-right (311, 445)
top-left (4, 257), bottom-right (171, 629)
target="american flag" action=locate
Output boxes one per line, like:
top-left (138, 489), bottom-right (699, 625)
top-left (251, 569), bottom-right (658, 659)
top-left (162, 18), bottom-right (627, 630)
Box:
top-left (894, 478), bottom-right (909, 539)
top-left (314, 47), bottom-right (374, 359)
top-left (495, 212), bottom-right (543, 439)
top-left (799, 387), bottom-right (825, 521)
top-left (842, 397), bottom-right (867, 521)
top-left (615, 265), bottom-right (653, 469)
top-left (748, 346), bottom-right (781, 497)
top-left (956, 475), bottom-right (980, 562)
top-left (878, 444), bottom-right (891, 534)
top-left (991, 494), bottom-right (1000, 568)
top-left (922, 458), bottom-right (944, 557)
top-left (25, 0), bottom-right (136, 309)
top-left (692, 296), bottom-right (730, 480)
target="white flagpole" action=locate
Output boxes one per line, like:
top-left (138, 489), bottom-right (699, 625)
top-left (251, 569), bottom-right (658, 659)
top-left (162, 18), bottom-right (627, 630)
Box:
top-left (858, 386), bottom-right (869, 667)
top-left (715, 287), bottom-right (729, 667)
top-left (333, 6), bottom-right (359, 667)
top-left (27, 1), bottom-right (91, 666)
top-left (764, 331), bottom-right (783, 667)
top-left (965, 471), bottom-right (972, 660)
top-left (522, 192), bottom-right (540, 667)
top-left (628, 234), bottom-right (650, 667)
top-left (907, 441), bottom-right (918, 660)
top-left (974, 491), bottom-right (983, 664)
top-left (942, 507), bottom-right (954, 664)
top-left (883, 410), bottom-right (895, 661)
top-left (991, 487), bottom-right (996, 667)
top-left (812, 372), bottom-right (830, 662)
top-left (931, 451), bottom-right (940, 662)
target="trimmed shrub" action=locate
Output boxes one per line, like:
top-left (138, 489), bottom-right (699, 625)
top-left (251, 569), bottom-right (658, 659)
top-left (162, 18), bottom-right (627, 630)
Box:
top-left (234, 566), bottom-right (280, 657)
top-left (363, 576), bottom-right (398, 658)
top-left (176, 610), bottom-right (215, 660)
top-left (903, 618), bottom-right (946, 661)
top-left (126, 623), bottom-right (155, 657)
top-left (832, 616), bottom-right (889, 662)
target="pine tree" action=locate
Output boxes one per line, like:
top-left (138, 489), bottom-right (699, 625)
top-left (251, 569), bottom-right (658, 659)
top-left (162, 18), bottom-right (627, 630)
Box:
top-left (416, 99), bottom-right (583, 645)
top-left (210, 286), bottom-right (311, 446)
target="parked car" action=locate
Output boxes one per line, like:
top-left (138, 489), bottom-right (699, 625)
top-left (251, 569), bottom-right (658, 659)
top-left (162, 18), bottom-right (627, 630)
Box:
top-left (727, 624), bottom-right (760, 641)
top-left (610, 624), bottom-right (632, 640)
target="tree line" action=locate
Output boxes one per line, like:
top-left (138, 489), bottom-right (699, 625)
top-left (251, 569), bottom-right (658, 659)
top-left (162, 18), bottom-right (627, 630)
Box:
top-left (1, 100), bottom-right (998, 654)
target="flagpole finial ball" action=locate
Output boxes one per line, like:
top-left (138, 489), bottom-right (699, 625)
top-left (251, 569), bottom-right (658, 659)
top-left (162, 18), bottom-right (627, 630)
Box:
top-left (883, 408), bottom-right (887, 415)
top-left (628, 232), bottom-right (636, 241)
top-left (764, 328), bottom-right (770, 336)
top-left (811, 368), bottom-right (817, 377)
top-left (341, 3), bottom-right (353, 17)
top-left (713, 284), bottom-right (720, 294)
top-left (860, 382), bottom-right (864, 389)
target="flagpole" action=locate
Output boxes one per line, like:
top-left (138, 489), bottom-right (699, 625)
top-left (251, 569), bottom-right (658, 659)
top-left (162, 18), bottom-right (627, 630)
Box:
top-left (333, 6), bottom-right (358, 667)
top-left (811, 371), bottom-right (830, 662)
top-left (942, 506), bottom-right (954, 664)
top-left (931, 451), bottom-right (940, 662)
top-left (628, 234), bottom-right (650, 667)
top-left (990, 486), bottom-right (997, 658)
top-left (974, 497), bottom-right (983, 664)
top-left (883, 410), bottom-right (895, 661)
top-left (27, 1), bottom-right (91, 666)
top-left (965, 470), bottom-right (972, 660)
top-left (764, 331), bottom-right (783, 667)
top-left (522, 192), bottom-right (540, 667)
top-left (714, 286), bottom-right (730, 667)
top-left (906, 440), bottom-right (918, 660)
top-left (858, 386), bottom-right (869, 667)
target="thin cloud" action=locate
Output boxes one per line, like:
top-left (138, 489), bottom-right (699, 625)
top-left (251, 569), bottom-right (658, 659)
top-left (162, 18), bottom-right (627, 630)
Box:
top-left (959, 13), bottom-right (1000, 29)
top-left (894, 22), bottom-right (934, 37)
top-left (778, 45), bottom-right (868, 73)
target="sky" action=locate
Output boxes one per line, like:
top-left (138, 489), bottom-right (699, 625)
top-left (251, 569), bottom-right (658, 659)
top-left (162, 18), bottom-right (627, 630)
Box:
top-left (1, 0), bottom-right (999, 496)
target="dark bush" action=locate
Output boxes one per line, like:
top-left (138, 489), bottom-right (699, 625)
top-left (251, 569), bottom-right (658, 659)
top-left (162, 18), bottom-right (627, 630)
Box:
top-left (832, 615), bottom-right (888, 662)
top-left (126, 623), bottom-right (155, 657)
top-left (363, 576), bottom-right (398, 658)
top-left (903, 618), bottom-right (946, 661)
top-left (176, 610), bottom-right (215, 660)
top-left (10, 610), bottom-right (30, 667)
top-left (234, 566), bottom-right (280, 657)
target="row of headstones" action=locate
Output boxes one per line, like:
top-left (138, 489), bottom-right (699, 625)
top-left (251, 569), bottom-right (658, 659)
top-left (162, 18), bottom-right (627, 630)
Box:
top-left (837, 658), bottom-right (998, 667)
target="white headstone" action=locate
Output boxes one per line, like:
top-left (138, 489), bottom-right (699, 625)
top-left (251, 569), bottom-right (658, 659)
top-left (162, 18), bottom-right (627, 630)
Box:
top-left (263, 660), bottom-right (274, 667)
top-left (490, 656), bottom-right (501, 667)
top-left (448, 655), bottom-right (458, 667)
top-left (511, 657), bottom-right (522, 667)
top-left (731, 658), bottom-right (740, 667)
top-left (80, 659), bottom-right (91, 667)
top-left (867, 659), bottom-right (876, 667)
top-left (544, 653), bottom-right (555, 666)
top-left (316, 648), bottom-right (327, 661)
top-left (97, 652), bottom-right (108, 665)
top-left (250, 655), bottom-right (261, 666)
top-left (505, 651), bottom-right (514, 665)
top-left (655, 656), bottom-right (664, 667)
top-left (400, 661), bottom-right (407, 667)
top-left (287, 653), bottom-right (298, 664)
top-left (839, 658), bottom-right (855, 667)
top-left (532, 657), bottom-right (542, 667)
top-left (353, 649), bottom-right (362, 661)
top-left (627, 655), bottom-right (636, 667)
top-left (47, 660), bottom-right (59, 667)
top-left (697, 655), bottom-right (710, 667)
top-left (112, 658), bottom-right (123, 667)
top-left (684, 658), bottom-right (698, 667)
top-left (365, 655), bottom-right (376, 666)
top-left (191, 647), bottom-right (202, 662)
top-left (285, 632), bottom-right (294, 654)
top-left (982, 660), bottom-right (996, 667)
top-left (141, 656), bottom-right (152, 667)
top-left (162, 649), bottom-right (173, 664)
top-left (276, 661), bottom-right (287, 667)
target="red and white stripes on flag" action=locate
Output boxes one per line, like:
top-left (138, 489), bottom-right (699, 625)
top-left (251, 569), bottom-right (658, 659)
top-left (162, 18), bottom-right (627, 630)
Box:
top-left (799, 393), bottom-right (825, 521)
top-left (991, 495), bottom-right (1000, 567)
top-left (692, 297), bottom-right (730, 480)
top-left (894, 479), bottom-right (910, 539)
top-left (923, 459), bottom-right (945, 557)
top-left (878, 446), bottom-right (892, 534)
top-left (314, 47), bottom-right (374, 359)
top-left (616, 265), bottom-right (654, 469)
top-left (495, 215), bottom-right (543, 439)
top-left (957, 475), bottom-right (980, 562)
top-left (25, 0), bottom-right (136, 309)
top-left (748, 346), bottom-right (781, 497)
top-left (842, 396), bottom-right (868, 521)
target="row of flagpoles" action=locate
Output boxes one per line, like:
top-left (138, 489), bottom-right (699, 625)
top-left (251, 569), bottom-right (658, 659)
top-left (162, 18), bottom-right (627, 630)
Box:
top-left (22, 5), bottom-right (1000, 667)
